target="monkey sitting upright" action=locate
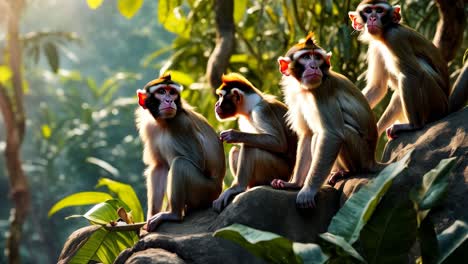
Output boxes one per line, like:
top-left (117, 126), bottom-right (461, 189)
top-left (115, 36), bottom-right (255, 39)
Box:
top-left (136, 73), bottom-right (225, 231)
top-left (348, 0), bottom-right (468, 139)
top-left (212, 73), bottom-right (297, 212)
top-left (271, 33), bottom-right (379, 209)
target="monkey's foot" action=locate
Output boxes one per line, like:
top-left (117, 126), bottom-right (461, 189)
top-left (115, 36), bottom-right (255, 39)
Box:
top-left (327, 170), bottom-right (348, 186)
top-left (146, 212), bottom-right (182, 232)
top-left (271, 179), bottom-right (302, 189)
top-left (296, 186), bottom-right (319, 209)
top-left (212, 187), bottom-right (244, 213)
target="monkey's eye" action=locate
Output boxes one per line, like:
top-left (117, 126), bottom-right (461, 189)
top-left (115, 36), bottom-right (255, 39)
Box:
top-left (156, 89), bottom-right (166, 95)
top-left (300, 53), bottom-right (313, 60)
top-left (169, 89), bottom-right (177, 95)
top-left (363, 7), bottom-right (372, 13)
top-left (376, 7), bottom-right (384, 13)
top-left (313, 54), bottom-right (322, 60)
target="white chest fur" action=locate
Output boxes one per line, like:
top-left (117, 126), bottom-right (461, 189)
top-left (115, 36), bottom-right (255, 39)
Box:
top-left (372, 41), bottom-right (399, 77)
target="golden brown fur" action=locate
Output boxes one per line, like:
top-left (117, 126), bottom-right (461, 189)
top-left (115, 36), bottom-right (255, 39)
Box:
top-left (136, 75), bottom-right (225, 231)
top-left (274, 34), bottom-right (378, 208)
top-left (213, 73), bottom-right (297, 212)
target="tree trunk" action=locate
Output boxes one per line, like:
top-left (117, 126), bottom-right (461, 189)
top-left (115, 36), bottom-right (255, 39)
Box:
top-left (205, 0), bottom-right (235, 92)
top-left (0, 0), bottom-right (30, 263)
top-left (433, 0), bottom-right (466, 63)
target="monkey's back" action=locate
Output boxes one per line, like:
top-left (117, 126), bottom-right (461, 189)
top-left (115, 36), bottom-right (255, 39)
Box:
top-left (384, 25), bottom-right (450, 96)
top-left (330, 71), bottom-right (378, 147)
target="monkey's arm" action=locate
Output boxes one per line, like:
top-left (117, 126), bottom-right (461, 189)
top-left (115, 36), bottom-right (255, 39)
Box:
top-left (220, 106), bottom-right (287, 153)
top-left (362, 43), bottom-right (389, 108)
top-left (146, 164), bottom-right (168, 219)
top-left (289, 132), bottom-right (313, 185)
top-left (305, 100), bottom-right (345, 189)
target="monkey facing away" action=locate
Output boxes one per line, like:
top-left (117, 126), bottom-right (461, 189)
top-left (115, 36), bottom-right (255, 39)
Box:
top-left (136, 73), bottom-right (225, 231)
top-left (271, 33), bottom-right (379, 208)
top-left (212, 73), bottom-right (297, 212)
top-left (348, 0), bottom-right (467, 139)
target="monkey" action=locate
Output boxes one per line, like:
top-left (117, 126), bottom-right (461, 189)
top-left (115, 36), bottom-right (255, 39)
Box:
top-left (348, 0), bottom-right (465, 139)
top-left (271, 33), bottom-right (379, 208)
top-left (136, 73), bottom-right (225, 231)
top-left (212, 73), bottom-right (297, 212)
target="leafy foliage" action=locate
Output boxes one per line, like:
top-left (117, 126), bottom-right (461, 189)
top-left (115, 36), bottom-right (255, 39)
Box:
top-left (48, 178), bottom-right (143, 264)
top-left (215, 224), bottom-right (328, 264)
top-left (215, 155), bottom-right (461, 263)
top-left (437, 220), bottom-right (468, 264)
top-left (326, 150), bottom-right (412, 244)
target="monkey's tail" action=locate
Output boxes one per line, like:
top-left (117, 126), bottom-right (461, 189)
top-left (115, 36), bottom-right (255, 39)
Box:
top-left (448, 60), bottom-right (468, 113)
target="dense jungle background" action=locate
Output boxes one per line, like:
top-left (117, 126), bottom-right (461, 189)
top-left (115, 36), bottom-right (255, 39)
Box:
top-left (0, 0), bottom-right (466, 263)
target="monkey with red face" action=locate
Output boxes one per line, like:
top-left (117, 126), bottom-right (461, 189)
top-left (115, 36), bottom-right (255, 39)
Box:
top-left (271, 33), bottom-right (379, 209)
top-left (136, 73), bottom-right (225, 231)
top-left (348, 0), bottom-right (467, 139)
top-left (212, 73), bottom-right (297, 212)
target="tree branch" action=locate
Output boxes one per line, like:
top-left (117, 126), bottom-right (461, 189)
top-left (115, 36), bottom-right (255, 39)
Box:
top-left (205, 0), bottom-right (235, 92)
top-left (433, 0), bottom-right (466, 63)
top-left (1, 1), bottom-right (30, 263)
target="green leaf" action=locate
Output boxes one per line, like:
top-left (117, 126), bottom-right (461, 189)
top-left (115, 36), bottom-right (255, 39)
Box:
top-left (229, 54), bottom-right (249, 64)
top-left (293, 242), bottom-right (329, 264)
top-left (158, 0), bottom-right (189, 37)
top-left (411, 157), bottom-right (456, 211)
top-left (68, 226), bottom-right (138, 264)
top-left (437, 220), bottom-right (468, 264)
top-left (327, 150), bottom-right (413, 244)
top-left (82, 199), bottom-right (126, 224)
top-left (86, 0), bottom-right (104, 9)
top-left (0, 65), bottom-right (13, 84)
top-left (234, 0), bottom-right (248, 23)
top-left (360, 197), bottom-right (418, 264)
top-left (48, 192), bottom-right (113, 217)
top-left (96, 178), bottom-right (144, 222)
top-left (169, 70), bottom-right (194, 87)
top-left (318, 232), bottom-right (365, 262)
top-left (214, 224), bottom-right (326, 264)
top-left (117, 0), bottom-right (144, 19)
top-left (43, 42), bottom-right (59, 73)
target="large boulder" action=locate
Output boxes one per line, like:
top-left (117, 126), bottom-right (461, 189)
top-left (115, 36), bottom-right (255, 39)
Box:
top-left (115, 186), bottom-right (341, 264)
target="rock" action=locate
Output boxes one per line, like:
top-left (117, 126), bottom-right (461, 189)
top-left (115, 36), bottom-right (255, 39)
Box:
top-left (382, 107), bottom-right (468, 231)
top-left (59, 108), bottom-right (468, 264)
top-left (115, 186), bottom-right (340, 264)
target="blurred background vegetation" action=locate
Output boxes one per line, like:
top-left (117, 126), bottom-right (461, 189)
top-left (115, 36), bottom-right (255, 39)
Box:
top-left (0, 0), bottom-right (466, 263)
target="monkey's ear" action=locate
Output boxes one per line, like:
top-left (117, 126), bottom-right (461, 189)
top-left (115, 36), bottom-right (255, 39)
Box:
top-left (348, 11), bottom-right (364, 31)
top-left (325, 52), bottom-right (332, 66)
top-left (278, 57), bottom-right (291, 76)
top-left (392, 5), bottom-right (401, 24)
top-left (231, 88), bottom-right (242, 103)
top-left (137, 89), bottom-right (147, 109)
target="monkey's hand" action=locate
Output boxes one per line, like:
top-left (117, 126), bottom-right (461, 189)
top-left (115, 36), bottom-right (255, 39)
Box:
top-left (219, 129), bottom-right (243, 143)
top-left (296, 186), bottom-right (319, 209)
top-left (271, 179), bottom-right (302, 189)
top-left (212, 187), bottom-right (244, 212)
top-left (146, 212), bottom-right (181, 232)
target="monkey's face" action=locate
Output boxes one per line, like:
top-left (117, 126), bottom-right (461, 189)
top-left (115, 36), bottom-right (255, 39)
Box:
top-left (150, 86), bottom-right (179, 119)
top-left (279, 48), bottom-right (331, 91)
top-left (137, 80), bottom-right (182, 120)
top-left (349, 1), bottom-right (400, 36)
top-left (215, 88), bottom-right (239, 121)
